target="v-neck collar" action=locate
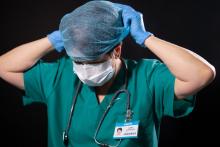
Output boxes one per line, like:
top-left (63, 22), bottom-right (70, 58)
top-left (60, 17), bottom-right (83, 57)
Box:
top-left (82, 61), bottom-right (126, 110)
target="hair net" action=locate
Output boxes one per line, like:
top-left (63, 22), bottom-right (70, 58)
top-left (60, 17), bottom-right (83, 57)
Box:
top-left (59, 0), bottom-right (129, 61)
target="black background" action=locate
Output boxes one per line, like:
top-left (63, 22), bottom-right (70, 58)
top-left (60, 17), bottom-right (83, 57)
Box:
top-left (0, 0), bottom-right (219, 146)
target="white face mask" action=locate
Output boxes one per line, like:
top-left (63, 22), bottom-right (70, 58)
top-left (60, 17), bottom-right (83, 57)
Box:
top-left (73, 59), bottom-right (115, 86)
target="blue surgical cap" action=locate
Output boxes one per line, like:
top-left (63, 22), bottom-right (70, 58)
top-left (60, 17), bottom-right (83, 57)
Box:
top-left (59, 0), bottom-right (129, 61)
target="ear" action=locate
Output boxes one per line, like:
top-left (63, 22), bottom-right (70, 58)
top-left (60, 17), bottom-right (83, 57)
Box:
top-left (113, 43), bottom-right (122, 59)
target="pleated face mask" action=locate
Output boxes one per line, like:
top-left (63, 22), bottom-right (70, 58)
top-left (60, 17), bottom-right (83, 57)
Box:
top-left (73, 59), bottom-right (115, 86)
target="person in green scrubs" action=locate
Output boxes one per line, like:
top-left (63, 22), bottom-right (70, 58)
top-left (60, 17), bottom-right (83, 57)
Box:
top-left (0, 1), bottom-right (216, 147)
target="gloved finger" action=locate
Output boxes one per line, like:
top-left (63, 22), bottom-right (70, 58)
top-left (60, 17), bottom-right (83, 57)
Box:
top-left (113, 3), bottom-right (140, 28)
top-left (113, 3), bottom-right (133, 27)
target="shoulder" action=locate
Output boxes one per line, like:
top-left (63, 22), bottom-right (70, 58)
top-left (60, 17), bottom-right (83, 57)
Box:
top-left (124, 58), bottom-right (171, 84)
top-left (23, 56), bottom-right (74, 100)
top-left (32, 56), bottom-right (72, 73)
top-left (125, 58), bottom-right (164, 73)
top-left (24, 55), bottom-right (73, 88)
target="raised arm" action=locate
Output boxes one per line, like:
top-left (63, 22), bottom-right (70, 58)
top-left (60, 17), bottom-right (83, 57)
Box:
top-left (0, 31), bottom-right (63, 90)
top-left (144, 36), bottom-right (215, 99)
top-left (116, 4), bottom-right (216, 99)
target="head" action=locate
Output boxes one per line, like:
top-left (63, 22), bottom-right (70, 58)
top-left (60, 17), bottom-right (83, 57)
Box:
top-left (59, 0), bottom-right (129, 62)
top-left (59, 1), bottom-right (128, 86)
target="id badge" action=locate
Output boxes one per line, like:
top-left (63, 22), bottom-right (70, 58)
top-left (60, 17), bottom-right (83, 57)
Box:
top-left (113, 121), bottom-right (139, 139)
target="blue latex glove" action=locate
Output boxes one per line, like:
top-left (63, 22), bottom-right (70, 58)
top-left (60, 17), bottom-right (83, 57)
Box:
top-left (115, 4), bottom-right (153, 46)
top-left (47, 30), bottom-right (64, 52)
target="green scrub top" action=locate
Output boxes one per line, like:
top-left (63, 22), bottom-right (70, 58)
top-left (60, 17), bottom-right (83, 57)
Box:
top-left (23, 56), bottom-right (195, 147)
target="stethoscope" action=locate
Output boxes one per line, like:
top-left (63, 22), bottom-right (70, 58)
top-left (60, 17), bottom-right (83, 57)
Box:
top-left (63, 59), bottom-right (133, 147)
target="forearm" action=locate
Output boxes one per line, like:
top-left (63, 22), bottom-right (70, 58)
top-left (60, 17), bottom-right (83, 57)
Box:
top-left (144, 36), bottom-right (216, 85)
top-left (0, 37), bottom-right (54, 73)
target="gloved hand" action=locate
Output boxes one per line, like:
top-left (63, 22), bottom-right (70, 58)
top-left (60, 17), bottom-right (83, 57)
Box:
top-left (115, 4), bottom-right (153, 46)
top-left (47, 30), bottom-right (64, 52)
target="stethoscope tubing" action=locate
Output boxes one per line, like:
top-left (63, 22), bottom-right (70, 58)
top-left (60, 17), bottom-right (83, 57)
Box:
top-left (63, 59), bottom-right (131, 146)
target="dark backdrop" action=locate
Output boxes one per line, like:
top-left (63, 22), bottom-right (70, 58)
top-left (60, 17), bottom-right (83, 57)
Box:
top-left (0, 0), bottom-right (219, 146)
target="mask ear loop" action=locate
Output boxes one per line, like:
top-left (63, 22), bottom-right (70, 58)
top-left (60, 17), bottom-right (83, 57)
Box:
top-left (111, 44), bottom-right (122, 80)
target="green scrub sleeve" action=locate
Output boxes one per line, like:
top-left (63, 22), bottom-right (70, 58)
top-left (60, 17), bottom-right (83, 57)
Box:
top-left (23, 60), bottom-right (60, 105)
top-left (147, 60), bottom-right (196, 118)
